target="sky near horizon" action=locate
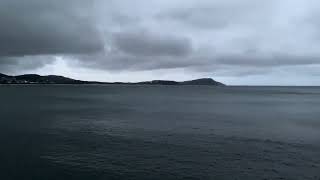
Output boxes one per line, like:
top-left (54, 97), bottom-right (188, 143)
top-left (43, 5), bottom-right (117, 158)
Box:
top-left (1, 0), bottom-right (320, 85)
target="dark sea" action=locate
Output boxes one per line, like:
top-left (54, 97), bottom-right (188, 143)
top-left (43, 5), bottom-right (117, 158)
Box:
top-left (0, 85), bottom-right (320, 180)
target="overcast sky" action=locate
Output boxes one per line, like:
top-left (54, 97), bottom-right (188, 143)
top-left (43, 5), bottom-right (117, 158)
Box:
top-left (1, 0), bottom-right (320, 85)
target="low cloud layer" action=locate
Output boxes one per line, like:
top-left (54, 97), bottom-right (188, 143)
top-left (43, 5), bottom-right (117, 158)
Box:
top-left (0, 56), bottom-right (56, 73)
top-left (1, 0), bottom-right (320, 84)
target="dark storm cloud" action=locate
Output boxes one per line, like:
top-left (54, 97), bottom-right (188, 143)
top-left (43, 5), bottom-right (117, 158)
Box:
top-left (112, 31), bottom-right (192, 57)
top-left (0, 0), bottom-right (103, 57)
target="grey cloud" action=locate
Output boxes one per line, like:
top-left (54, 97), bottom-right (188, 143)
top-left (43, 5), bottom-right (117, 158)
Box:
top-left (190, 64), bottom-right (271, 77)
top-left (214, 53), bottom-right (320, 67)
top-left (112, 31), bottom-right (192, 57)
top-left (0, 56), bottom-right (56, 73)
top-left (2, 0), bottom-right (320, 84)
top-left (110, 14), bottom-right (141, 26)
top-left (0, 0), bottom-right (103, 57)
top-left (72, 48), bottom-right (320, 76)
top-left (155, 1), bottom-right (272, 29)
top-left (72, 52), bottom-right (199, 72)
top-left (156, 7), bottom-right (231, 29)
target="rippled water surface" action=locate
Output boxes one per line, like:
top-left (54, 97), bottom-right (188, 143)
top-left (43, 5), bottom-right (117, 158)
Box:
top-left (0, 85), bottom-right (320, 180)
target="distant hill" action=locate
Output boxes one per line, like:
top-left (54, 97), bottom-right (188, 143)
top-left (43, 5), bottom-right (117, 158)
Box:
top-left (14, 74), bottom-right (84, 84)
top-left (0, 73), bottom-right (225, 86)
top-left (180, 78), bottom-right (225, 86)
top-left (138, 78), bottom-right (225, 86)
top-left (137, 80), bottom-right (179, 85)
top-left (0, 73), bottom-right (9, 78)
top-left (0, 73), bottom-right (88, 84)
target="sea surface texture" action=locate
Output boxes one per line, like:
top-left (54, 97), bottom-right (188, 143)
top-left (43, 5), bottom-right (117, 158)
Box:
top-left (0, 85), bottom-right (320, 180)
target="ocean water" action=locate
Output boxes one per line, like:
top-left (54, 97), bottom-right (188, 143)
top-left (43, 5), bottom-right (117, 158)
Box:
top-left (0, 85), bottom-right (320, 180)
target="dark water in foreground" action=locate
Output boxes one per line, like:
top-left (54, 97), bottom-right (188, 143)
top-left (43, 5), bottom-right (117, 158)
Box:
top-left (0, 85), bottom-right (320, 180)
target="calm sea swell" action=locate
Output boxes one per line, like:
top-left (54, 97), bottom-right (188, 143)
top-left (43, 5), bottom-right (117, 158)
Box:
top-left (0, 85), bottom-right (319, 179)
